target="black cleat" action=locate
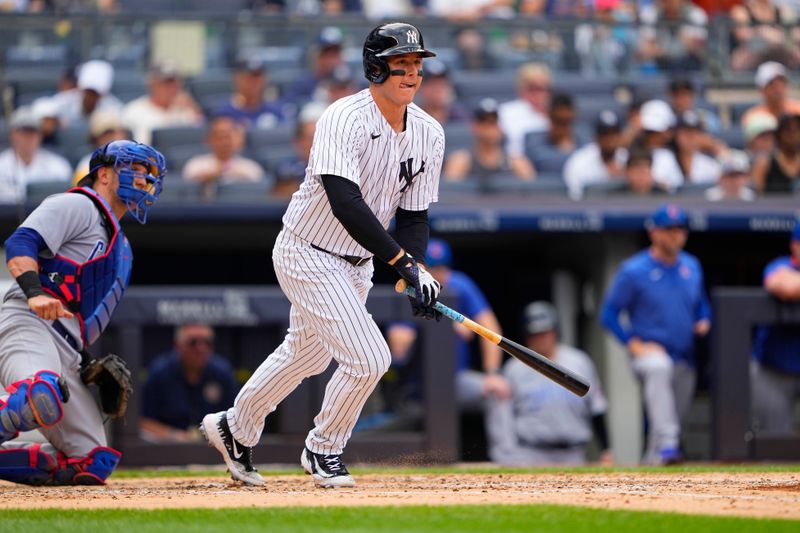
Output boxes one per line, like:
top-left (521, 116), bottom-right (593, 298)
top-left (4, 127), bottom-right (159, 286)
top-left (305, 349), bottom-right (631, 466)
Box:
top-left (300, 447), bottom-right (355, 488)
top-left (200, 411), bottom-right (264, 486)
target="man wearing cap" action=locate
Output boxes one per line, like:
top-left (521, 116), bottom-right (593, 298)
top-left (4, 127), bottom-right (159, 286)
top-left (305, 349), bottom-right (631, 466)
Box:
top-left (443, 97), bottom-right (535, 181)
top-left (121, 60), bottom-right (204, 145)
top-left (751, 221), bottom-right (800, 434)
top-left (705, 150), bottom-right (757, 201)
top-left (668, 77), bottom-right (721, 135)
top-left (311, 64), bottom-right (359, 106)
top-left (563, 109), bottom-right (628, 199)
top-left (72, 109), bottom-right (129, 185)
top-left (0, 107), bottom-right (72, 203)
top-left (215, 55), bottom-right (288, 130)
top-left (487, 301), bottom-right (611, 466)
top-left (671, 109), bottom-right (721, 185)
top-left (283, 26), bottom-right (346, 105)
top-left (49, 60), bottom-right (122, 129)
top-left (498, 63), bottom-right (551, 161)
top-left (635, 99), bottom-right (685, 191)
top-left (743, 110), bottom-right (777, 156)
top-left (742, 61), bottom-right (800, 127)
top-left (415, 58), bottom-right (469, 125)
top-left (601, 204), bottom-right (711, 465)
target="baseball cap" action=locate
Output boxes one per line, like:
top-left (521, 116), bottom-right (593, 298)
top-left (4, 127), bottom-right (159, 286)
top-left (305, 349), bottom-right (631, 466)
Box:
top-left (424, 58), bottom-right (449, 79)
top-left (755, 61), bottom-right (787, 89)
top-left (318, 26), bottom-right (344, 49)
top-left (89, 108), bottom-right (124, 138)
top-left (9, 106), bottom-right (40, 130)
top-left (676, 109), bottom-right (703, 130)
top-left (149, 60), bottom-right (181, 80)
top-left (235, 53), bottom-right (267, 73)
top-left (719, 150), bottom-right (750, 176)
top-left (474, 97), bottom-right (499, 120)
top-left (647, 203), bottom-right (689, 229)
top-left (78, 60), bottom-right (114, 95)
top-left (329, 64), bottom-right (354, 86)
top-left (523, 301), bottom-right (558, 335)
top-left (640, 99), bottom-right (675, 133)
top-left (31, 97), bottom-right (59, 120)
top-left (742, 111), bottom-right (777, 142)
top-left (595, 109), bottom-right (622, 134)
top-left (425, 238), bottom-right (452, 268)
top-left (669, 77), bottom-right (694, 93)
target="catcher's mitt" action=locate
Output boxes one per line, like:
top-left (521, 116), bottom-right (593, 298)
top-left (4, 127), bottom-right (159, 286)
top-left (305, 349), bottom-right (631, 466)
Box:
top-left (80, 354), bottom-right (132, 419)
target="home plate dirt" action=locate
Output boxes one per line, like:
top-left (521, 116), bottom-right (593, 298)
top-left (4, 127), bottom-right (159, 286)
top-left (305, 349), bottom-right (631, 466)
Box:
top-left (1, 472), bottom-right (799, 519)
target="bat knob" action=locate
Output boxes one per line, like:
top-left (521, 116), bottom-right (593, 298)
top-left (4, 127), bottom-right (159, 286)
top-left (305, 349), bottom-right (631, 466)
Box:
top-left (394, 279), bottom-right (408, 293)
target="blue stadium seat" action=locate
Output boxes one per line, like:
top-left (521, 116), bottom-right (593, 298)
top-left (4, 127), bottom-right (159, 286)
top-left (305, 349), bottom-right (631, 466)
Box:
top-left (151, 126), bottom-right (206, 153)
top-left (582, 181), bottom-right (629, 197)
top-left (26, 181), bottom-right (70, 204)
top-left (443, 123), bottom-right (472, 153)
top-left (730, 102), bottom-right (758, 125)
top-left (483, 175), bottom-right (567, 195)
top-left (677, 182), bottom-right (714, 196)
top-left (552, 74), bottom-right (618, 98)
top-left (452, 70), bottom-right (518, 104)
top-left (5, 45), bottom-right (67, 69)
top-left (240, 46), bottom-right (306, 72)
top-left (163, 145), bottom-right (208, 176)
top-left (215, 180), bottom-right (274, 202)
top-left (156, 180), bottom-right (204, 202)
top-left (246, 127), bottom-right (294, 155)
top-left (717, 127), bottom-right (746, 150)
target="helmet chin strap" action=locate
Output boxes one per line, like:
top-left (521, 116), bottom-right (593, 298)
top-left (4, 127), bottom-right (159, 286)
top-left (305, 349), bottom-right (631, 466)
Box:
top-left (389, 69), bottom-right (424, 77)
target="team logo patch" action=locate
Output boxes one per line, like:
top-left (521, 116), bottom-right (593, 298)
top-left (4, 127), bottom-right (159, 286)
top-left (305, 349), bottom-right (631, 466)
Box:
top-left (398, 157), bottom-right (426, 192)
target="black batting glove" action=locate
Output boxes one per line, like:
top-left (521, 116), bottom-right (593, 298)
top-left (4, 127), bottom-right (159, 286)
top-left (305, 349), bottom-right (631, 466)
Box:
top-left (393, 252), bottom-right (442, 320)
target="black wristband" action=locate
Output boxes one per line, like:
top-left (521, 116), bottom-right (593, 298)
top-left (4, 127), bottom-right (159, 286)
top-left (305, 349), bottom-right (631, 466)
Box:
top-left (16, 270), bottom-right (45, 299)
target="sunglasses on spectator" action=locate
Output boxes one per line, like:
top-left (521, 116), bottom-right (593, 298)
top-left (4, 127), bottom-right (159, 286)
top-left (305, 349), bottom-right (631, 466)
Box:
top-left (185, 336), bottom-right (213, 347)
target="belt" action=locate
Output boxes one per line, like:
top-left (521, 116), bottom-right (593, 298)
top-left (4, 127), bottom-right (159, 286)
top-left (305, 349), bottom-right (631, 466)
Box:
top-left (520, 439), bottom-right (585, 450)
top-left (311, 244), bottom-right (372, 267)
top-left (52, 320), bottom-right (81, 351)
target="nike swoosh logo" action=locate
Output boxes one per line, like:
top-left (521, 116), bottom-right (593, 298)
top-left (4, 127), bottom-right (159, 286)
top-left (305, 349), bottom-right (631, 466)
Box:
top-left (313, 456), bottom-right (333, 477)
top-left (232, 440), bottom-right (243, 460)
top-left (370, 132), bottom-right (381, 140)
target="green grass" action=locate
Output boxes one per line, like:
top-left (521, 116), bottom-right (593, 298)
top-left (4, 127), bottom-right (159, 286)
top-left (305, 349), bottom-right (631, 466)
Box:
top-left (1, 505), bottom-right (796, 532)
top-left (112, 463), bottom-right (800, 479)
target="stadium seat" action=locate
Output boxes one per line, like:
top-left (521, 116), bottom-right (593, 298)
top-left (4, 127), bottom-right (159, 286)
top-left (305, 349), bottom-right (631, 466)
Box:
top-left (151, 126), bottom-right (206, 153)
top-left (717, 127), bottom-right (746, 150)
top-left (5, 45), bottom-right (67, 69)
top-left (677, 182), bottom-right (714, 196)
top-left (156, 180), bottom-right (204, 202)
top-left (452, 70), bottom-right (518, 104)
top-left (187, 70), bottom-right (234, 106)
top-left (439, 178), bottom-right (481, 197)
top-left (582, 181), bottom-right (629, 197)
top-left (730, 102), bottom-right (758, 125)
top-left (482, 175), bottom-right (567, 195)
top-left (215, 180), bottom-right (274, 203)
top-left (443, 123), bottom-right (472, 153)
top-left (162, 145), bottom-right (208, 176)
top-left (246, 127), bottom-right (295, 155)
top-left (26, 181), bottom-right (70, 204)
top-left (238, 46), bottom-right (305, 72)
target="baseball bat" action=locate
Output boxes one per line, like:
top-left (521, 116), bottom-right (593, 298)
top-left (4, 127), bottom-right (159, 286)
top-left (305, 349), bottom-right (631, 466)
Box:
top-left (395, 280), bottom-right (590, 397)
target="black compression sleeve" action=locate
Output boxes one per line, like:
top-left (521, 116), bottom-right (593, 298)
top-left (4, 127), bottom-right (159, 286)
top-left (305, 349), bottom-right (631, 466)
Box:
top-left (321, 174), bottom-right (402, 262)
top-left (395, 208), bottom-right (429, 264)
top-left (591, 414), bottom-right (610, 451)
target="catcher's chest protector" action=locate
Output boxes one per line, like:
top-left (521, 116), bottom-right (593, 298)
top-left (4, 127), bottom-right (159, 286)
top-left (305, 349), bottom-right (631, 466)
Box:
top-left (38, 187), bottom-right (133, 346)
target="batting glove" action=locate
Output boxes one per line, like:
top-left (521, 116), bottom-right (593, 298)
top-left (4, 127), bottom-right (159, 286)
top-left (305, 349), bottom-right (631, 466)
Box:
top-left (393, 252), bottom-right (442, 320)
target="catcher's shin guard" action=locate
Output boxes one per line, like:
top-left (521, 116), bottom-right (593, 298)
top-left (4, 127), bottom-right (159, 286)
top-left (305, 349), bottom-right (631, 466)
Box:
top-left (0, 444), bottom-right (121, 486)
top-left (0, 370), bottom-right (70, 444)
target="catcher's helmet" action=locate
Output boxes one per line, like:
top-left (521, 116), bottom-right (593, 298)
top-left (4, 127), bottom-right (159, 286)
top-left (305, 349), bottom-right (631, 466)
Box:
top-left (363, 22), bottom-right (436, 84)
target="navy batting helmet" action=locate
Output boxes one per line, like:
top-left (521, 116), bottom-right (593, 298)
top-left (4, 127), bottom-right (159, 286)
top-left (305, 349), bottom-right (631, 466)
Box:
top-left (363, 22), bottom-right (436, 84)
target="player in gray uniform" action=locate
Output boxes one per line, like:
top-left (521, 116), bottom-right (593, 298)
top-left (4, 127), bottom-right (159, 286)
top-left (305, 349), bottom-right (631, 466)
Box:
top-left (201, 22), bottom-right (444, 488)
top-left (0, 140), bottom-right (165, 485)
top-left (487, 302), bottom-right (610, 466)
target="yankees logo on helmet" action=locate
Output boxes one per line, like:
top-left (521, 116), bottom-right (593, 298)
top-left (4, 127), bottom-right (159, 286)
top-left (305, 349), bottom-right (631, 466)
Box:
top-left (362, 22), bottom-right (436, 84)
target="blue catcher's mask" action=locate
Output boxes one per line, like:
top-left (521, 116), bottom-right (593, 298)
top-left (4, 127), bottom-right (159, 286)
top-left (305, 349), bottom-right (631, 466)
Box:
top-left (89, 140), bottom-right (166, 224)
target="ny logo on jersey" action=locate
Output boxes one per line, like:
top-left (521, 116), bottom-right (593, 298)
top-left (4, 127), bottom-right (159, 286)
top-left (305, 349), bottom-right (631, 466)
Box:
top-left (398, 157), bottom-right (425, 192)
top-left (406, 30), bottom-right (418, 44)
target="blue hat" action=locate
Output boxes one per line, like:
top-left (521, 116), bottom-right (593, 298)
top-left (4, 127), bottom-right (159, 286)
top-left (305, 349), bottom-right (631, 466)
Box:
top-left (792, 221), bottom-right (800, 242)
top-left (647, 203), bottom-right (688, 229)
top-left (425, 238), bottom-right (452, 267)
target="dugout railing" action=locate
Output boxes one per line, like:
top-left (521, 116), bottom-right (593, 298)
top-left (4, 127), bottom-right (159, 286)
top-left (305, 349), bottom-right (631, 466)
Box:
top-left (712, 288), bottom-right (800, 461)
top-left (103, 286), bottom-right (458, 467)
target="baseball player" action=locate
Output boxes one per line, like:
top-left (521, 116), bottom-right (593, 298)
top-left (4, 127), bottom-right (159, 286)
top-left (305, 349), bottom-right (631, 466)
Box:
top-left (201, 22), bottom-right (444, 488)
top-left (0, 140), bottom-right (165, 485)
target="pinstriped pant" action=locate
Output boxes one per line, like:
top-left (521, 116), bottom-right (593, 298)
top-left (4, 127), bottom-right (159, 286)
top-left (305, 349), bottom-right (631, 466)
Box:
top-left (227, 229), bottom-right (391, 454)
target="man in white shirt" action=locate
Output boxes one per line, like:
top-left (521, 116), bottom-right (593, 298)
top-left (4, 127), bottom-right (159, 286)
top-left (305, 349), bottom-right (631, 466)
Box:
top-left (49, 60), bottom-right (122, 129)
top-left (564, 109), bottom-right (628, 199)
top-left (498, 63), bottom-right (551, 160)
top-left (122, 60), bottom-right (204, 145)
top-left (0, 107), bottom-right (71, 203)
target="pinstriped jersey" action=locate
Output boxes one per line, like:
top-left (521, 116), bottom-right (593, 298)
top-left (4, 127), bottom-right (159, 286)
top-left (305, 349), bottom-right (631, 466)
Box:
top-left (282, 88), bottom-right (444, 257)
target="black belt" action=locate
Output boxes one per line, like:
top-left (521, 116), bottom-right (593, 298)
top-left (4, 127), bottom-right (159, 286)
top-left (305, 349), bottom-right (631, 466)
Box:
top-left (311, 244), bottom-right (372, 267)
top-left (520, 439), bottom-right (586, 450)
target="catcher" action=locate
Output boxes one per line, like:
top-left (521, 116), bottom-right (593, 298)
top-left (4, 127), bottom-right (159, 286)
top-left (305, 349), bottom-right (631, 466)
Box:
top-left (0, 140), bottom-right (165, 485)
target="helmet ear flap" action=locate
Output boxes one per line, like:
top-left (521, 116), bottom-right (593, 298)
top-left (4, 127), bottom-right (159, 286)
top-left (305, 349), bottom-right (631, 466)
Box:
top-left (364, 52), bottom-right (389, 84)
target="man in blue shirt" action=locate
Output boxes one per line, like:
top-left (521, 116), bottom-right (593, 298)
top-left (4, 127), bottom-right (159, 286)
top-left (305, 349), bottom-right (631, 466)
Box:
top-left (140, 324), bottom-right (238, 441)
top-left (601, 204), bottom-right (711, 464)
top-left (751, 221), bottom-right (800, 434)
top-left (215, 55), bottom-right (289, 130)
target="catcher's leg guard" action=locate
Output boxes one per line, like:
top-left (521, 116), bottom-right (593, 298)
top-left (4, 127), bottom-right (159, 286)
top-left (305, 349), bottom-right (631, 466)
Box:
top-left (53, 446), bottom-right (121, 485)
top-left (0, 445), bottom-right (121, 486)
top-left (0, 370), bottom-right (70, 443)
top-left (0, 443), bottom-right (58, 485)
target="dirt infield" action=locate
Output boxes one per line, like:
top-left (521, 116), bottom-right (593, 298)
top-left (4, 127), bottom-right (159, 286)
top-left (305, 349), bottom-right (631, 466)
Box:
top-left (2, 471), bottom-right (799, 518)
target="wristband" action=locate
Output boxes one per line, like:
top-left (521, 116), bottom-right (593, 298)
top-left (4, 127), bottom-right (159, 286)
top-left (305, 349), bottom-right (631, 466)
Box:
top-left (16, 270), bottom-right (45, 299)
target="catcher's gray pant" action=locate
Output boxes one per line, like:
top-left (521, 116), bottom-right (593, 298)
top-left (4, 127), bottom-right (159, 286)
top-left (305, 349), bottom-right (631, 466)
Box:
top-left (0, 306), bottom-right (107, 458)
top-left (751, 360), bottom-right (800, 434)
top-left (631, 352), bottom-right (696, 464)
top-left (227, 229), bottom-right (391, 454)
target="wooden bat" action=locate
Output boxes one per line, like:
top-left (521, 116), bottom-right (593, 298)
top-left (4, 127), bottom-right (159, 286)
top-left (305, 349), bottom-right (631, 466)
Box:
top-left (395, 280), bottom-right (590, 397)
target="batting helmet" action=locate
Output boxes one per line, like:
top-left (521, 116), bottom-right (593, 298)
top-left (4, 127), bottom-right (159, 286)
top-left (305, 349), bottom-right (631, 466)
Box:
top-left (87, 140), bottom-right (166, 224)
top-left (363, 22), bottom-right (436, 84)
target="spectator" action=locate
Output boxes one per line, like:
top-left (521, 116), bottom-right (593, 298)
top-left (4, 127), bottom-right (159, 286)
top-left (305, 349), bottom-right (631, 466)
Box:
top-left (622, 147), bottom-right (667, 195)
top-left (564, 109), bottom-right (628, 199)
top-left (312, 64), bottom-right (360, 106)
top-left (31, 96), bottom-right (61, 147)
top-left (454, 27), bottom-right (497, 70)
top-left (743, 110), bottom-right (778, 156)
top-left (668, 77), bottom-right (722, 134)
top-left (637, 0), bottom-right (709, 72)
top-left (49, 60), bottom-right (122, 129)
top-left (415, 59), bottom-right (469, 125)
top-left (751, 221), bottom-right (800, 434)
top-left (601, 204), bottom-right (711, 465)
top-left (140, 324), bottom-right (237, 442)
top-left (443, 98), bottom-right (535, 181)
top-left (499, 63), bottom-right (551, 160)
top-left (637, 99), bottom-right (684, 191)
top-left (487, 301), bottom-right (611, 466)
top-left (386, 239), bottom-right (511, 437)
top-left (428, 0), bottom-right (515, 20)
top-left (730, 0), bottom-right (800, 71)
top-left (741, 61), bottom-right (800, 126)
top-left (705, 150), bottom-right (757, 201)
top-left (0, 107), bottom-right (71, 203)
top-left (72, 108), bottom-right (129, 184)
top-left (670, 110), bottom-right (722, 185)
top-left (182, 116), bottom-right (266, 198)
top-left (526, 92), bottom-right (583, 174)
top-left (752, 113), bottom-right (800, 193)
top-left (283, 26), bottom-right (345, 104)
top-left (215, 54), bottom-right (288, 130)
top-left (273, 103), bottom-right (325, 199)
top-left (121, 60), bottom-right (204, 145)
top-left (575, 0), bottom-right (636, 77)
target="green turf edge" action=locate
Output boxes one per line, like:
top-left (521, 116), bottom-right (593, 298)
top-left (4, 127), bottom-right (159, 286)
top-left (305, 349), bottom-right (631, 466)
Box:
top-left (1, 504), bottom-right (797, 533)
top-left (112, 463), bottom-right (800, 478)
